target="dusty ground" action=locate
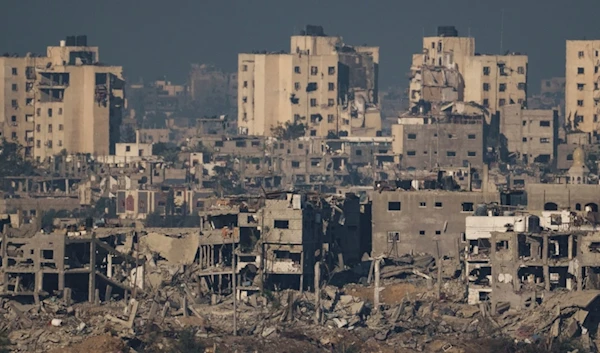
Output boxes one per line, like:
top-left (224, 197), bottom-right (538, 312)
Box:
top-left (345, 282), bottom-right (426, 305)
top-left (48, 334), bottom-right (124, 353)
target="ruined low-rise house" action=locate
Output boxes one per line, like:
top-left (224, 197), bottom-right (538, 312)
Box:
top-left (0, 228), bottom-right (142, 303)
top-left (371, 185), bottom-right (498, 258)
top-left (465, 203), bottom-right (600, 311)
top-left (258, 193), bottom-right (322, 290)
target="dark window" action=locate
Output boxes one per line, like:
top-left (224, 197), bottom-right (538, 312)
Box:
top-left (467, 151), bottom-right (476, 157)
top-left (327, 114), bottom-right (334, 123)
top-left (388, 202), bottom-right (401, 211)
top-left (435, 230), bottom-right (441, 235)
top-left (356, 149), bottom-right (362, 156)
top-left (483, 83), bottom-right (489, 91)
top-left (435, 202), bottom-right (443, 208)
top-left (236, 141), bottom-right (246, 147)
top-left (468, 134), bottom-right (476, 139)
top-left (291, 161), bottom-right (300, 168)
top-left (499, 99), bottom-right (506, 106)
top-left (419, 230), bottom-right (425, 235)
top-left (310, 130), bottom-right (316, 136)
top-left (407, 150), bottom-right (416, 156)
top-left (483, 99), bottom-right (489, 106)
top-left (518, 82), bottom-right (526, 90)
top-left (419, 202), bottom-right (426, 207)
top-left (499, 83), bottom-right (506, 92)
top-left (540, 121), bottom-right (551, 127)
top-left (11, 84), bottom-right (17, 92)
top-left (328, 66), bottom-right (335, 75)
top-left (408, 133), bottom-right (417, 139)
top-left (517, 66), bottom-right (525, 74)
top-left (522, 137), bottom-right (527, 142)
top-left (578, 67), bottom-right (585, 74)
top-left (294, 82), bottom-right (300, 90)
top-left (388, 232), bottom-right (400, 242)
top-left (294, 66), bottom-right (300, 73)
top-left (310, 98), bottom-right (317, 107)
top-left (483, 67), bottom-right (490, 76)
top-left (310, 66), bottom-right (318, 75)
top-left (11, 68), bottom-right (17, 75)
top-left (328, 82), bottom-right (335, 91)
top-left (462, 202), bottom-right (474, 212)
top-left (251, 140), bottom-right (260, 147)
top-left (446, 151), bottom-right (456, 157)
top-left (274, 220), bottom-right (289, 229)
top-left (328, 99), bottom-right (335, 107)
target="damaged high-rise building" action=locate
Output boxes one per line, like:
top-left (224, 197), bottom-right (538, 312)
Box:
top-left (409, 26), bottom-right (528, 117)
top-left (0, 35), bottom-right (125, 160)
top-left (238, 25), bottom-right (381, 137)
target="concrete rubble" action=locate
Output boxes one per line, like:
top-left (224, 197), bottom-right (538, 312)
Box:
top-left (1, 241), bottom-right (598, 352)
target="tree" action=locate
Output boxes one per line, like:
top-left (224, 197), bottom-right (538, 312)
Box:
top-left (0, 139), bottom-right (36, 182)
top-left (120, 125), bottom-right (137, 143)
top-left (152, 142), bottom-right (179, 163)
top-left (211, 158), bottom-right (246, 196)
top-left (271, 121), bottom-right (306, 140)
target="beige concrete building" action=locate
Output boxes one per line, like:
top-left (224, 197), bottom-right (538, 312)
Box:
top-left (391, 102), bottom-right (486, 169)
top-left (565, 40), bottom-right (600, 134)
top-left (500, 104), bottom-right (559, 164)
top-left (464, 54), bottom-right (528, 114)
top-left (0, 55), bottom-right (47, 155)
top-left (238, 25), bottom-right (381, 137)
top-left (409, 26), bottom-right (528, 116)
top-left (0, 36), bottom-right (124, 161)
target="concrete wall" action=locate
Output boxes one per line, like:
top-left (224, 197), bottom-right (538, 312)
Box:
top-left (396, 122), bottom-right (484, 169)
top-left (565, 40), bottom-right (600, 133)
top-left (526, 183), bottom-right (600, 211)
top-left (371, 190), bottom-right (498, 258)
top-left (500, 104), bottom-right (558, 163)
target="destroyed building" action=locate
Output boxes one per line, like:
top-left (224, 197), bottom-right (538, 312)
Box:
top-left (465, 204), bottom-right (600, 315)
top-left (371, 172), bottom-right (498, 258)
top-left (238, 25), bottom-right (381, 137)
top-left (1, 227), bottom-right (142, 304)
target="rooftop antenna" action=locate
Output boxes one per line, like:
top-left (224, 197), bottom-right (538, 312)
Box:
top-left (500, 8), bottom-right (505, 52)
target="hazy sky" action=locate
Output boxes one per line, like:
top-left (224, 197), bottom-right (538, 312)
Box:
top-left (0, 0), bottom-right (597, 93)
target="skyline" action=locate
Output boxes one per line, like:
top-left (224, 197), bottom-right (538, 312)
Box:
top-left (0, 0), bottom-right (598, 93)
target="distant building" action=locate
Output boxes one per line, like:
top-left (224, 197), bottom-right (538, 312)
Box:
top-left (0, 35), bottom-right (125, 160)
top-left (188, 64), bottom-right (237, 117)
top-left (464, 54), bottom-right (528, 115)
top-left (409, 26), bottom-right (528, 117)
top-left (238, 25), bottom-right (381, 137)
top-left (500, 104), bottom-right (559, 164)
top-left (565, 40), bottom-right (600, 135)
top-left (391, 102), bottom-right (486, 169)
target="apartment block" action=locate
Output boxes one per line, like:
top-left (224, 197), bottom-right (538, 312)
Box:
top-left (238, 25), bottom-right (381, 137)
top-left (500, 104), bottom-right (559, 164)
top-left (0, 35), bottom-right (124, 160)
top-left (409, 26), bottom-right (528, 116)
top-left (0, 55), bottom-right (46, 155)
top-left (565, 40), bottom-right (600, 135)
top-left (464, 54), bottom-right (528, 114)
top-left (391, 102), bottom-right (486, 169)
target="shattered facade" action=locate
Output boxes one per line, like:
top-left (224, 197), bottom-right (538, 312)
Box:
top-left (238, 25), bottom-right (381, 137)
